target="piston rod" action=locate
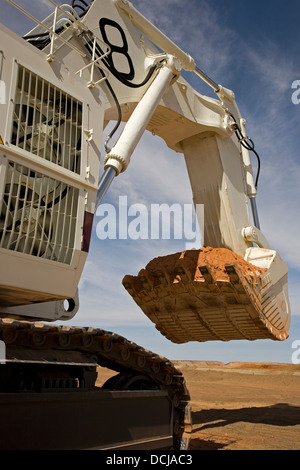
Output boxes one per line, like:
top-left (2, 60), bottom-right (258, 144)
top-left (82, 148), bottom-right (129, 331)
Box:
top-left (96, 166), bottom-right (117, 210)
top-left (250, 197), bottom-right (260, 230)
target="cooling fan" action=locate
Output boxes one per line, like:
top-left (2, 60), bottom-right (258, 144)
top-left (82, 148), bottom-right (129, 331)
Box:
top-left (0, 163), bottom-right (64, 259)
top-left (0, 84), bottom-right (80, 264)
top-left (11, 102), bottom-right (62, 165)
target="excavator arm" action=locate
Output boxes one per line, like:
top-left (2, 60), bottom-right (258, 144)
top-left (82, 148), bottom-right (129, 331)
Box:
top-left (0, 0), bottom-right (290, 342)
top-left (85, 0), bottom-right (290, 344)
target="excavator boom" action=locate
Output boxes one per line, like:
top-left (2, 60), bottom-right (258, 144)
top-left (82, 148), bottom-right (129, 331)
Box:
top-left (0, 0), bottom-right (291, 450)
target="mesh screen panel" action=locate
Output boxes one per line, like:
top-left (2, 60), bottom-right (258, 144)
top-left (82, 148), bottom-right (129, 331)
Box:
top-left (0, 161), bottom-right (79, 265)
top-left (11, 64), bottom-right (82, 174)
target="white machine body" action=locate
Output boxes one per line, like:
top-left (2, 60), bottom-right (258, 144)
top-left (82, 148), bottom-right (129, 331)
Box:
top-left (0, 0), bottom-right (290, 338)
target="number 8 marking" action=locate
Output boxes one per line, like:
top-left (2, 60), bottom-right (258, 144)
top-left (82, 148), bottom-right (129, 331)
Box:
top-left (99, 18), bottom-right (135, 81)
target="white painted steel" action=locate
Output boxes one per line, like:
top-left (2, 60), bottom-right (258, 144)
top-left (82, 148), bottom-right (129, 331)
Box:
top-left (104, 61), bottom-right (176, 174)
top-left (239, 118), bottom-right (257, 198)
top-left (0, 19), bottom-right (104, 314)
top-left (113, 0), bottom-right (196, 72)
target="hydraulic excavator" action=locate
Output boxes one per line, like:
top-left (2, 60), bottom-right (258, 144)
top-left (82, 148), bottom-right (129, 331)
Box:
top-left (0, 0), bottom-right (290, 450)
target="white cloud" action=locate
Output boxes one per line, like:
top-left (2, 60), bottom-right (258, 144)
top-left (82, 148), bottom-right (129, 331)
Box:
top-left (76, 232), bottom-right (189, 328)
top-left (245, 39), bottom-right (296, 95)
top-left (2, 0), bottom-right (68, 36)
top-left (112, 132), bottom-right (192, 203)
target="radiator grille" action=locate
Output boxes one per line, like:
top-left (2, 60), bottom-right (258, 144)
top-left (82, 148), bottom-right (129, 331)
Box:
top-left (0, 161), bottom-right (79, 265)
top-left (11, 64), bottom-right (82, 174)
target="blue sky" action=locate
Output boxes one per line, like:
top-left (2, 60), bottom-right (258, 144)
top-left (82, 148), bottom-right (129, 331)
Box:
top-left (2, 0), bottom-right (300, 363)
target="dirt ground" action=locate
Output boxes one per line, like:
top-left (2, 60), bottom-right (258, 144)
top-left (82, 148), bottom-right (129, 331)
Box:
top-left (174, 360), bottom-right (300, 450)
top-left (97, 361), bottom-right (300, 450)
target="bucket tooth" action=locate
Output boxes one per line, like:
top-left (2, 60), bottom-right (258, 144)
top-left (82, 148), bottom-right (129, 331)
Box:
top-left (122, 280), bottom-right (136, 297)
top-left (174, 266), bottom-right (191, 283)
top-left (122, 276), bottom-right (144, 297)
top-left (138, 271), bottom-right (154, 292)
top-left (198, 265), bottom-right (214, 284)
top-left (154, 269), bottom-right (171, 287)
top-left (225, 264), bottom-right (241, 284)
top-left (224, 264), bottom-right (251, 300)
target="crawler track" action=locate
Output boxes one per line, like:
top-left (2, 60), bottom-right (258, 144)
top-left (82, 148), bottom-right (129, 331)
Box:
top-left (0, 318), bottom-right (191, 449)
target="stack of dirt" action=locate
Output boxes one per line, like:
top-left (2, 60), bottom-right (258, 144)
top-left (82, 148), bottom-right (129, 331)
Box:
top-left (141, 247), bottom-right (266, 283)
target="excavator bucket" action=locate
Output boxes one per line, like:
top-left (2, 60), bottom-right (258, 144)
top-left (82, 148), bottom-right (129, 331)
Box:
top-left (123, 247), bottom-right (290, 344)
